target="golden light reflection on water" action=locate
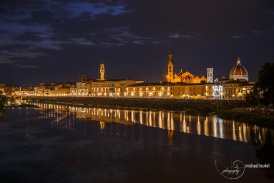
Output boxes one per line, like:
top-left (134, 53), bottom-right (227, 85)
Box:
top-left (33, 103), bottom-right (274, 145)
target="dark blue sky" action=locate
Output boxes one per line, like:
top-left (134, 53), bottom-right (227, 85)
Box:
top-left (0, 0), bottom-right (274, 86)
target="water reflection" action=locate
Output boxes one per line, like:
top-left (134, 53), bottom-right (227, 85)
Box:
top-left (30, 102), bottom-right (274, 146)
top-left (0, 111), bottom-right (4, 121)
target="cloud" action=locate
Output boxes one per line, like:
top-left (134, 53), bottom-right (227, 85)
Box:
top-left (107, 27), bottom-right (151, 45)
top-left (252, 30), bottom-right (265, 34)
top-left (0, 50), bottom-right (45, 58)
top-left (69, 38), bottom-right (95, 46)
top-left (169, 33), bottom-right (193, 39)
top-left (0, 0), bottom-right (273, 85)
top-left (14, 64), bottom-right (40, 69)
top-left (231, 35), bottom-right (243, 39)
top-left (67, 2), bottom-right (126, 17)
top-left (0, 49), bottom-right (46, 67)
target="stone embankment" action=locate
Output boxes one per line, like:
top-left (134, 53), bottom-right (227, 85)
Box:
top-left (25, 96), bottom-right (274, 128)
top-left (27, 96), bottom-right (248, 114)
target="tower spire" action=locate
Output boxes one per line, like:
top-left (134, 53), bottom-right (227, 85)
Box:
top-left (168, 46), bottom-right (173, 64)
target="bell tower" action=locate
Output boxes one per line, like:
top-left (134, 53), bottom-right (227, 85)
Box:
top-left (167, 47), bottom-right (174, 82)
top-left (100, 61), bottom-right (105, 80)
top-left (207, 68), bottom-right (213, 83)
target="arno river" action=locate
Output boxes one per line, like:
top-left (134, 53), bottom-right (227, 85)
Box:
top-left (0, 103), bottom-right (273, 182)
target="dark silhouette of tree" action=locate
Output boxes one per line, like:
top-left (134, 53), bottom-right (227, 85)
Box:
top-left (249, 62), bottom-right (274, 106)
top-left (0, 93), bottom-right (7, 110)
top-left (245, 92), bottom-right (260, 106)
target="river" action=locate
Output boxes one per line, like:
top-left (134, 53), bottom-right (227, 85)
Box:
top-left (0, 103), bottom-right (273, 182)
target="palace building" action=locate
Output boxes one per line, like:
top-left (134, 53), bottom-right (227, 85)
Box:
top-left (88, 62), bottom-right (143, 97)
top-left (166, 48), bottom-right (207, 83)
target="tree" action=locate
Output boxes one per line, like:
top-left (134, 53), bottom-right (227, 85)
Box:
top-left (245, 92), bottom-right (259, 106)
top-left (251, 61), bottom-right (274, 106)
top-left (0, 93), bottom-right (7, 110)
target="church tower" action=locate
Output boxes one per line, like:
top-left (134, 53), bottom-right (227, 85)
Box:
top-left (207, 68), bottom-right (213, 83)
top-left (100, 61), bottom-right (105, 80)
top-left (167, 47), bottom-right (174, 82)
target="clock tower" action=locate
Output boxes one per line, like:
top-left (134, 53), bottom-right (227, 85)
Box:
top-left (100, 61), bottom-right (105, 80)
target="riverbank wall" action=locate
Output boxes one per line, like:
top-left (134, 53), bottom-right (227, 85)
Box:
top-left (25, 96), bottom-right (274, 129)
top-left (27, 96), bottom-right (248, 113)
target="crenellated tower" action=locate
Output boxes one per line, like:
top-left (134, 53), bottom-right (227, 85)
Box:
top-left (100, 61), bottom-right (105, 80)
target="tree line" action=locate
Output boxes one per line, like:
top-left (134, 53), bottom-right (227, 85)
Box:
top-left (246, 61), bottom-right (274, 107)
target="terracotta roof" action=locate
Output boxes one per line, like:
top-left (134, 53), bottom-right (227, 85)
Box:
top-left (229, 58), bottom-right (248, 76)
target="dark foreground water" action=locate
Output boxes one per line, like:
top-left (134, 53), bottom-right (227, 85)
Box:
top-left (0, 103), bottom-right (273, 183)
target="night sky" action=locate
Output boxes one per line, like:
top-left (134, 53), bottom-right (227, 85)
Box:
top-left (1, 0), bottom-right (274, 86)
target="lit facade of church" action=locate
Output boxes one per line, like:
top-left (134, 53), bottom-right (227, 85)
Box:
top-left (166, 48), bottom-right (206, 83)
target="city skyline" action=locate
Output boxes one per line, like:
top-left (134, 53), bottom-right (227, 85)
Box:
top-left (1, 0), bottom-right (274, 86)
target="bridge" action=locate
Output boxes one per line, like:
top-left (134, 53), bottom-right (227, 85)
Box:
top-left (1, 94), bottom-right (26, 105)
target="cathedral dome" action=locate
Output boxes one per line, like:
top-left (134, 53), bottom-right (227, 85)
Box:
top-left (229, 57), bottom-right (248, 81)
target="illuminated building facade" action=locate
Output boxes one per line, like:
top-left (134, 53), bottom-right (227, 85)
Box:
top-left (173, 83), bottom-right (206, 98)
top-left (71, 82), bottom-right (89, 96)
top-left (238, 82), bottom-right (255, 98)
top-left (90, 79), bottom-right (143, 97)
top-left (34, 83), bottom-right (76, 96)
top-left (222, 80), bottom-right (254, 99)
top-left (55, 86), bottom-right (70, 95)
top-left (166, 48), bottom-right (206, 83)
top-left (125, 82), bottom-right (208, 99)
top-left (34, 83), bottom-right (55, 96)
top-left (14, 89), bottom-right (35, 96)
top-left (88, 61), bottom-right (143, 97)
top-left (89, 80), bottom-right (115, 97)
top-left (0, 84), bottom-right (5, 94)
top-left (125, 82), bottom-right (173, 98)
top-left (0, 84), bottom-right (14, 95)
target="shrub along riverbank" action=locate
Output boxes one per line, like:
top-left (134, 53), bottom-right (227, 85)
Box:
top-left (217, 110), bottom-right (274, 129)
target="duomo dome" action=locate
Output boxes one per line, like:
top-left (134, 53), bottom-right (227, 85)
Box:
top-left (229, 57), bottom-right (248, 81)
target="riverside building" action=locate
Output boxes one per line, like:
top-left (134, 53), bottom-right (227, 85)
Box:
top-left (14, 49), bottom-right (254, 100)
top-left (88, 62), bottom-right (143, 97)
